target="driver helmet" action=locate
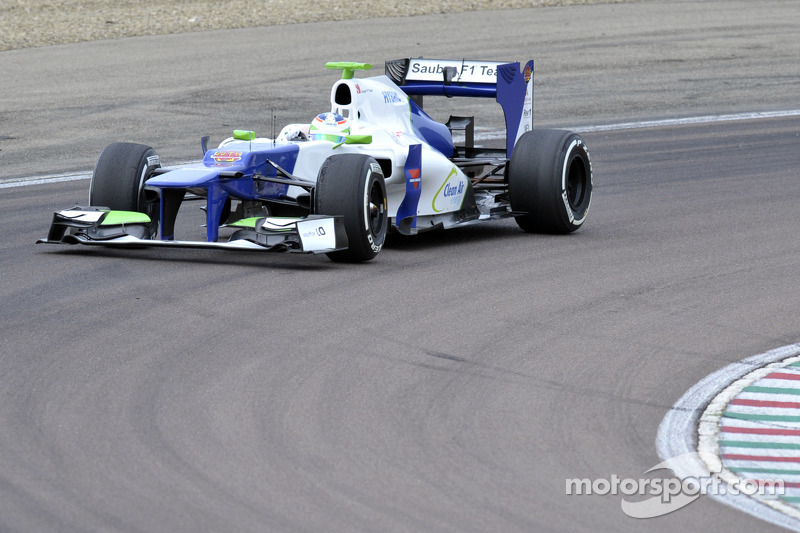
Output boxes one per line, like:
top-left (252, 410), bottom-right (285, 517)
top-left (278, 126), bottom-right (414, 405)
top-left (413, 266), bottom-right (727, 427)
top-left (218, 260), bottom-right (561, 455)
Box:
top-left (309, 112), bottom-right (350, 143)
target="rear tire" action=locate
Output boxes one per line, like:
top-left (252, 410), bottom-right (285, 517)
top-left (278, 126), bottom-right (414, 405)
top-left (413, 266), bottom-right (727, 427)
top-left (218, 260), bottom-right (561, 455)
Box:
top-left (507, 129), bottom-right (592, 233)
top-left (89, 142), bottom-right (161, 236)
top-left (315, 154), bottom-right (388, 262)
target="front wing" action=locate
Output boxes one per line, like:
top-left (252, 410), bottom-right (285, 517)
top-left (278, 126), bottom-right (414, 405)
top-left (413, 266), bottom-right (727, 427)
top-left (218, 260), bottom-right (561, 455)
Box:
top-left (37, 208), bottom-right (348, 255)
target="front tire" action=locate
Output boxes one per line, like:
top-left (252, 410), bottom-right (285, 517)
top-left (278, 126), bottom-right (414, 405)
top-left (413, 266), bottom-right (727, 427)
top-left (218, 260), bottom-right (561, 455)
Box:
top-left (507, 129), bottom-right (592, 234)
top-left (315, 154), bottom-right (388, 262)
top-left (89, 142), bottom-right (161, 236)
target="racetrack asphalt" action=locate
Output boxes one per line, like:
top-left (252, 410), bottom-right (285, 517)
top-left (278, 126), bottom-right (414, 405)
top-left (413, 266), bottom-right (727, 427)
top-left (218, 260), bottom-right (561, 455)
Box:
top-left (2, 1), bottom-right (800, 531)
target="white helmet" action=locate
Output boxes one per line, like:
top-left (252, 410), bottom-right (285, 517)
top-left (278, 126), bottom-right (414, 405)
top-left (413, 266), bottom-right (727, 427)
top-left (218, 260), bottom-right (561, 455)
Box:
top-left (309, 112), bottom-right (350, 143)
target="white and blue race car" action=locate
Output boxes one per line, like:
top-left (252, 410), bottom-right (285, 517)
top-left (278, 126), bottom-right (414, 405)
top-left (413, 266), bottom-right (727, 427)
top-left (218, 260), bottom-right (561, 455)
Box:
top-left (39, 58), bottom-right (592, 262)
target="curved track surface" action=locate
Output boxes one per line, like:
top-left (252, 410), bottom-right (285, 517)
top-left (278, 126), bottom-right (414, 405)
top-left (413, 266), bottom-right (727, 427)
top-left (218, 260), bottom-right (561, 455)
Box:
top-left (2, 2), bottom-right (800, 531)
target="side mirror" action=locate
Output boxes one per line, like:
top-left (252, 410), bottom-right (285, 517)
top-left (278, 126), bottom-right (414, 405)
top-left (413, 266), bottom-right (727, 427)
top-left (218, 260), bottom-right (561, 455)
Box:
top-left (344, 135), bottom-right (372, 145)
top-left (233, 130), bottom-right (256, 141)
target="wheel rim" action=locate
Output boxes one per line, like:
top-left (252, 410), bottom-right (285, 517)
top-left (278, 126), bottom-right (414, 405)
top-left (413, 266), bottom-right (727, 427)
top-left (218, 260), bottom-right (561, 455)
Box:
top-left (566, 155), bottom-right (588, 210)
top-left (367, 179), bottom-right (387, 237)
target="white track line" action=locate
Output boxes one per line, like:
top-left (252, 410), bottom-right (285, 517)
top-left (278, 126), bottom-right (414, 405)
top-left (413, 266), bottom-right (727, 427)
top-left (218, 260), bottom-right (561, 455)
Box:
top-left (4, 109), bottom-right (800, 190)
top-left (572, 109), bottom-right (800, 133)
top-left (657, 343), bottom-right (800, 532)
top-left (0, 171), bottom-right (92, 189)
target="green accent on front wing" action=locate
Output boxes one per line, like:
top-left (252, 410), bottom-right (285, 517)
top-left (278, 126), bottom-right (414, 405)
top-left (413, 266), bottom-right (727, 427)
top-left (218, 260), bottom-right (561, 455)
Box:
top-left (325, 61), bottom-right (372, 79)
top-left (100, 211), bottom-right (151, 225)
top-left (781, 496), bottom-right (800, 503)
top-left (233, 130), bottom-right (256, 141)
top-left (228, 217), bottom-right (262, 228)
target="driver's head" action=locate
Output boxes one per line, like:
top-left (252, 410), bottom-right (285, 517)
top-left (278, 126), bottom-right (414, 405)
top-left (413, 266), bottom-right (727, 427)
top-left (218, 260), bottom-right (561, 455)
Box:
top-left (309, 112), bottom-right (350, 143)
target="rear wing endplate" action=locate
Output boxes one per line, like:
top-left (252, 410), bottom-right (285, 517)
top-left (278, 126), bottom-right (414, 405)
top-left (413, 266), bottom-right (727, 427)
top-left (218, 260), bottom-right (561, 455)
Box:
top-left (385, 58), bottom-right (534, 156)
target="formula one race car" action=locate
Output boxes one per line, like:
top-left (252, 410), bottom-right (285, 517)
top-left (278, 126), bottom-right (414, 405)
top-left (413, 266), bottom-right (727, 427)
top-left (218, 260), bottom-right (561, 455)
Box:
top-left (38, 58), bottom-right (592, 262)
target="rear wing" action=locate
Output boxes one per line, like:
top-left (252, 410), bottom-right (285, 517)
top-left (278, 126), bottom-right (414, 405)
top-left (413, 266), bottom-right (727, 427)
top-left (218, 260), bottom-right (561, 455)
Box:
top-left (385, 58), bottom-right (534, 157)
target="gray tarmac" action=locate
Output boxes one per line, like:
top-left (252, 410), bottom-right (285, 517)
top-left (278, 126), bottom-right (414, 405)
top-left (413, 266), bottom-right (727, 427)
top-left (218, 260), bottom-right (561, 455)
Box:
top-left (2, 1), bottom-right (800, 531)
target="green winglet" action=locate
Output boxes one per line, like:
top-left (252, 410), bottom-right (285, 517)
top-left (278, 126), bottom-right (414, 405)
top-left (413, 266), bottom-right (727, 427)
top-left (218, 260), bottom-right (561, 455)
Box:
top-left (325, 62), bottom-right (373, 79)
top-left (233, 130), bottom-right (256, 141)
top-left (100, 210), bottom-right (151, 226)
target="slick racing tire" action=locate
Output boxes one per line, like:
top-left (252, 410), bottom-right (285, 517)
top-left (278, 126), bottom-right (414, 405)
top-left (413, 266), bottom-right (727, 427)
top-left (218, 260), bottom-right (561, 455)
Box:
top-left (315, 154), bottom-right (388, 262)
top-left (90, 142), bottom-right (161, 235)
top-left (507, 129), bottom-right (592, 234)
